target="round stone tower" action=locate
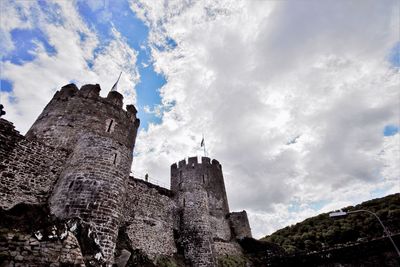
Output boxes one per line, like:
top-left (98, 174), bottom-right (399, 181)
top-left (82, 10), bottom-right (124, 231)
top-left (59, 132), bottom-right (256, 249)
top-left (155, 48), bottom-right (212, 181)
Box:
top-left (27, 83), bottom-right (140, 264)
top-left (171, 157), bottom-right (231, 266)
top-left (26, 83), bottom-right (138, 150)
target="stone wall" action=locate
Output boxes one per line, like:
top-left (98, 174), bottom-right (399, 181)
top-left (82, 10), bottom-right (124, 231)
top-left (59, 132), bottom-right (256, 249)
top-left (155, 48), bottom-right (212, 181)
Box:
top-left (204, 159), bottom-right (231, 242)
top-left (170, 157), bottom-right (252, 266)
top-left (123, 177), bottom-right (177, 260)
top-left (0, 119), bottom-right (68, 210)
top-left (0, 230), bottom-right (85, 267)
top-left (50, 133), bottom-right (134, 264)
top-left (171, 157), bottom-right (232, 243)
top-left (214, 242), bottom-right (243, 257)
top-left (209, 216), bottom-right (232, 242)
top-left (0, 203), bottom-right (87, 267)
top-left (19, 83), bottom-right (142, 265)
top-left (229, 211), bottom-right (252, 239)
top-left (179, 188), bottom-right (216, 267)
top-left (26, 84), bottom-right (140, 151)
top-left (171, 157), bottom-right (218, 266)
top-left (204, 159), bottom-right (229, 217)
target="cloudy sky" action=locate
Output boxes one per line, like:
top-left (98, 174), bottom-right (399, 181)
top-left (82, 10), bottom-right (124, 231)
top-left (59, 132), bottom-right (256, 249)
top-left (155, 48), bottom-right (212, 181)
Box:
top-left (1, 0), bottom-right (399, 238)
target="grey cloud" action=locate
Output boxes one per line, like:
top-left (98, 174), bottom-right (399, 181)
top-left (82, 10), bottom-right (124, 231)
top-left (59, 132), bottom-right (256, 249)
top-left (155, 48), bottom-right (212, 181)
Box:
top-left (253, 0), bottom-right (397, 81)
top-left (131, 0), bottom-right (399, 237)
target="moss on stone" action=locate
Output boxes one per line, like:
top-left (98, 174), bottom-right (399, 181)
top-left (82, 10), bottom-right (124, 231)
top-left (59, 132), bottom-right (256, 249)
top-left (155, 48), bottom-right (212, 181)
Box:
top-left (155, 256), bottom-right (177, 267)
top-left (217, 255), bottom-right (248, 267)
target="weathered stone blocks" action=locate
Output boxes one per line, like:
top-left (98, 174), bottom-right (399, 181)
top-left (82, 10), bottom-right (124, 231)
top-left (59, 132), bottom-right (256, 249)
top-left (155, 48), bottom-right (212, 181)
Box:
top-left (228, 211), bottom-right (252, 239)
top-left (0, 119), bottom-right (68, 210)
top-left (50, 133), bottom-right (133, 263)
top-left (26, 83), bottom-right (140, 151)
top-left (123, 178), bottom-right (177, 260)
top-left (171, 157), bottom-right (249, 266)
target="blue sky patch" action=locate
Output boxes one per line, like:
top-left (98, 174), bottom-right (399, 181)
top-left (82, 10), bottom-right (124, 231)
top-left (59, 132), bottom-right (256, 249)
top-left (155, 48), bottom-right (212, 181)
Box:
top-left (3, 28), bottom-right (56, 65)
top-left (370, 187), bottom-right (390, 199)
top-left (388, 42), bottom-right (400, 67)
top-left (309, 199), bottom-right (329, 211)
top-left (288, 199), bottom-right (329, 213)
top-left (0, 80), bottom-right (13, 93)
top-left (154, 36), bottom-right (178, 52)
top-left (383, 125), bottom-right (399, 136)
top-left (2, 0), bottom-right (175, 130)
top-left (76, 1), bottom-right (113, 43)
top-left (287, 202), bottom-right (301, 213)
top-left (38, 0), bottom-right (64, 26)
top-left (75, 0), bottom-right (174, 130)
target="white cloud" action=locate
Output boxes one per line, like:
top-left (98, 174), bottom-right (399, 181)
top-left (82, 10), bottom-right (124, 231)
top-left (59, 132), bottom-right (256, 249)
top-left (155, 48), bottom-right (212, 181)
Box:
top-left (0, 1), bottom-right (36, 55)
top-left (381, 134), bottom-right (400, 187)
top-left (0, 0), bottom-right (139, 133)
top-left (130, 0), bottom-right (400, 238)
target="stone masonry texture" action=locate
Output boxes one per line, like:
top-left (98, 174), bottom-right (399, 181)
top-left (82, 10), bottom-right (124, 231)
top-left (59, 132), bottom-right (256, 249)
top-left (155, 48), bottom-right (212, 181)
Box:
top-left (0, 229), bottom-right (85, 267)
top-left (170, 157), bottom-right (248, 266)
top-left (0, 82), bottom-right (252, 267)
top-left (122, 178), bottom-right (177, 260)
top-left (0, 119), bottom-right (68, 210)
top-left (228, 211), bottom-right (252, 240)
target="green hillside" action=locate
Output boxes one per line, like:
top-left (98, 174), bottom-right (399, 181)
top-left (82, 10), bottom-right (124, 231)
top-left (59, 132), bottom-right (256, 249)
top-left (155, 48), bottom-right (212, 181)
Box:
top-left (261, 193), bottom-right (400, 254)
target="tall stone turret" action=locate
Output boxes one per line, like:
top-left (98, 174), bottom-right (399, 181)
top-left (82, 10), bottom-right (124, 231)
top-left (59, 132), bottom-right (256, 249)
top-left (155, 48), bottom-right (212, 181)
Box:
top-left (171, 157), bottom-right (232, 266)
top-left (26, 83), bottom-right (138, 150)
top-left (27, 83), bottom-right (140, 264)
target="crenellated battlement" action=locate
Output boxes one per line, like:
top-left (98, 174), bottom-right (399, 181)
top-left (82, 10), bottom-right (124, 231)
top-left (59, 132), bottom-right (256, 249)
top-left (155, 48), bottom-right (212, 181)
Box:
top-left (53, 83), bottom-right (135, 115)
top-left (55, 83), bottom-right (79, 99)
top-left (78, 83), bottom-right (101, 98)
top-left (171, 156), bottom-right (222, 171)
top-left (26, 83), bottom-right (140, 151)
top-left (170, 156), bottom-right (224, 195)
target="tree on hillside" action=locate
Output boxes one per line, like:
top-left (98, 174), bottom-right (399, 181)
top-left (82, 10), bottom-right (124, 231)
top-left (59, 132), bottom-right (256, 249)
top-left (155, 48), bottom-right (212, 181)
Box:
top-left (261, 193), bottom-right (400, 253)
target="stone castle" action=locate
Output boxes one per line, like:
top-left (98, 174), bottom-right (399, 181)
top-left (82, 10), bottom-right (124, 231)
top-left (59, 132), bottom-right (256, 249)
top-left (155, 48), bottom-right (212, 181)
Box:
top-left (0, 83), bottom-right (252, 266)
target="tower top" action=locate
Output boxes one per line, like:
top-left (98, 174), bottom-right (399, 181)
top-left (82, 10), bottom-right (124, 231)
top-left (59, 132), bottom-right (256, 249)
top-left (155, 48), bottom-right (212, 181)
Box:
top-left (171, 156), bottom-right (221, 170)
top-left (55, 83), bottom-right (128, 110)
top-left (26, 83), bottom-right (140, 150)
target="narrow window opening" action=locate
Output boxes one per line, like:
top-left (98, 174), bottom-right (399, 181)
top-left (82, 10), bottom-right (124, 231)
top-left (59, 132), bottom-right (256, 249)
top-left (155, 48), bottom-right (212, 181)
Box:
top-left (107, 119), bottom-right (114, 132)
top-left (113, 153), bottom-right (118, 164)
top-left (202, 174), bottom-right (205, 184)
top-left (179, 171), bottom-right (182, 181)
top-left (183, 198), bottom-right (185, 207)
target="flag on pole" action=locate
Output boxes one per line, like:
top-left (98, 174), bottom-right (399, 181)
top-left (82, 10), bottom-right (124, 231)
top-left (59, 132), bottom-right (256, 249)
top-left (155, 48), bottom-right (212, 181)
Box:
top-left (201, 135), bottom-right (206, 156)
top-left (111, 72), bottom-right (122, 91)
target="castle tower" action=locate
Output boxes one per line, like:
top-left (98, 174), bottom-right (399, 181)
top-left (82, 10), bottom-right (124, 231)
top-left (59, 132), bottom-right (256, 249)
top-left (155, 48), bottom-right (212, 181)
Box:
top-left (26, 83), bottom-right (138, 150)
top-left (171, 157), bottom-right (232, 266)
top-left (27, 84), bottom-right (140, 264)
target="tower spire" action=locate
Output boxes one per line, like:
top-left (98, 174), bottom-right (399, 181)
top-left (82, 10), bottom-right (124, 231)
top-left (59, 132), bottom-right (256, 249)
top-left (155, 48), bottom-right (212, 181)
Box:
top-left (111, 72), bottom-right (122, 92)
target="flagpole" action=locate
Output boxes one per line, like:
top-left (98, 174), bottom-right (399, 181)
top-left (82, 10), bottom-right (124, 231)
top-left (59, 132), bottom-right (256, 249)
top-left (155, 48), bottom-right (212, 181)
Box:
top-left (202, 134), bottom-right (207, 157)
top-left (111, 71), bottom-right (122, 91)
